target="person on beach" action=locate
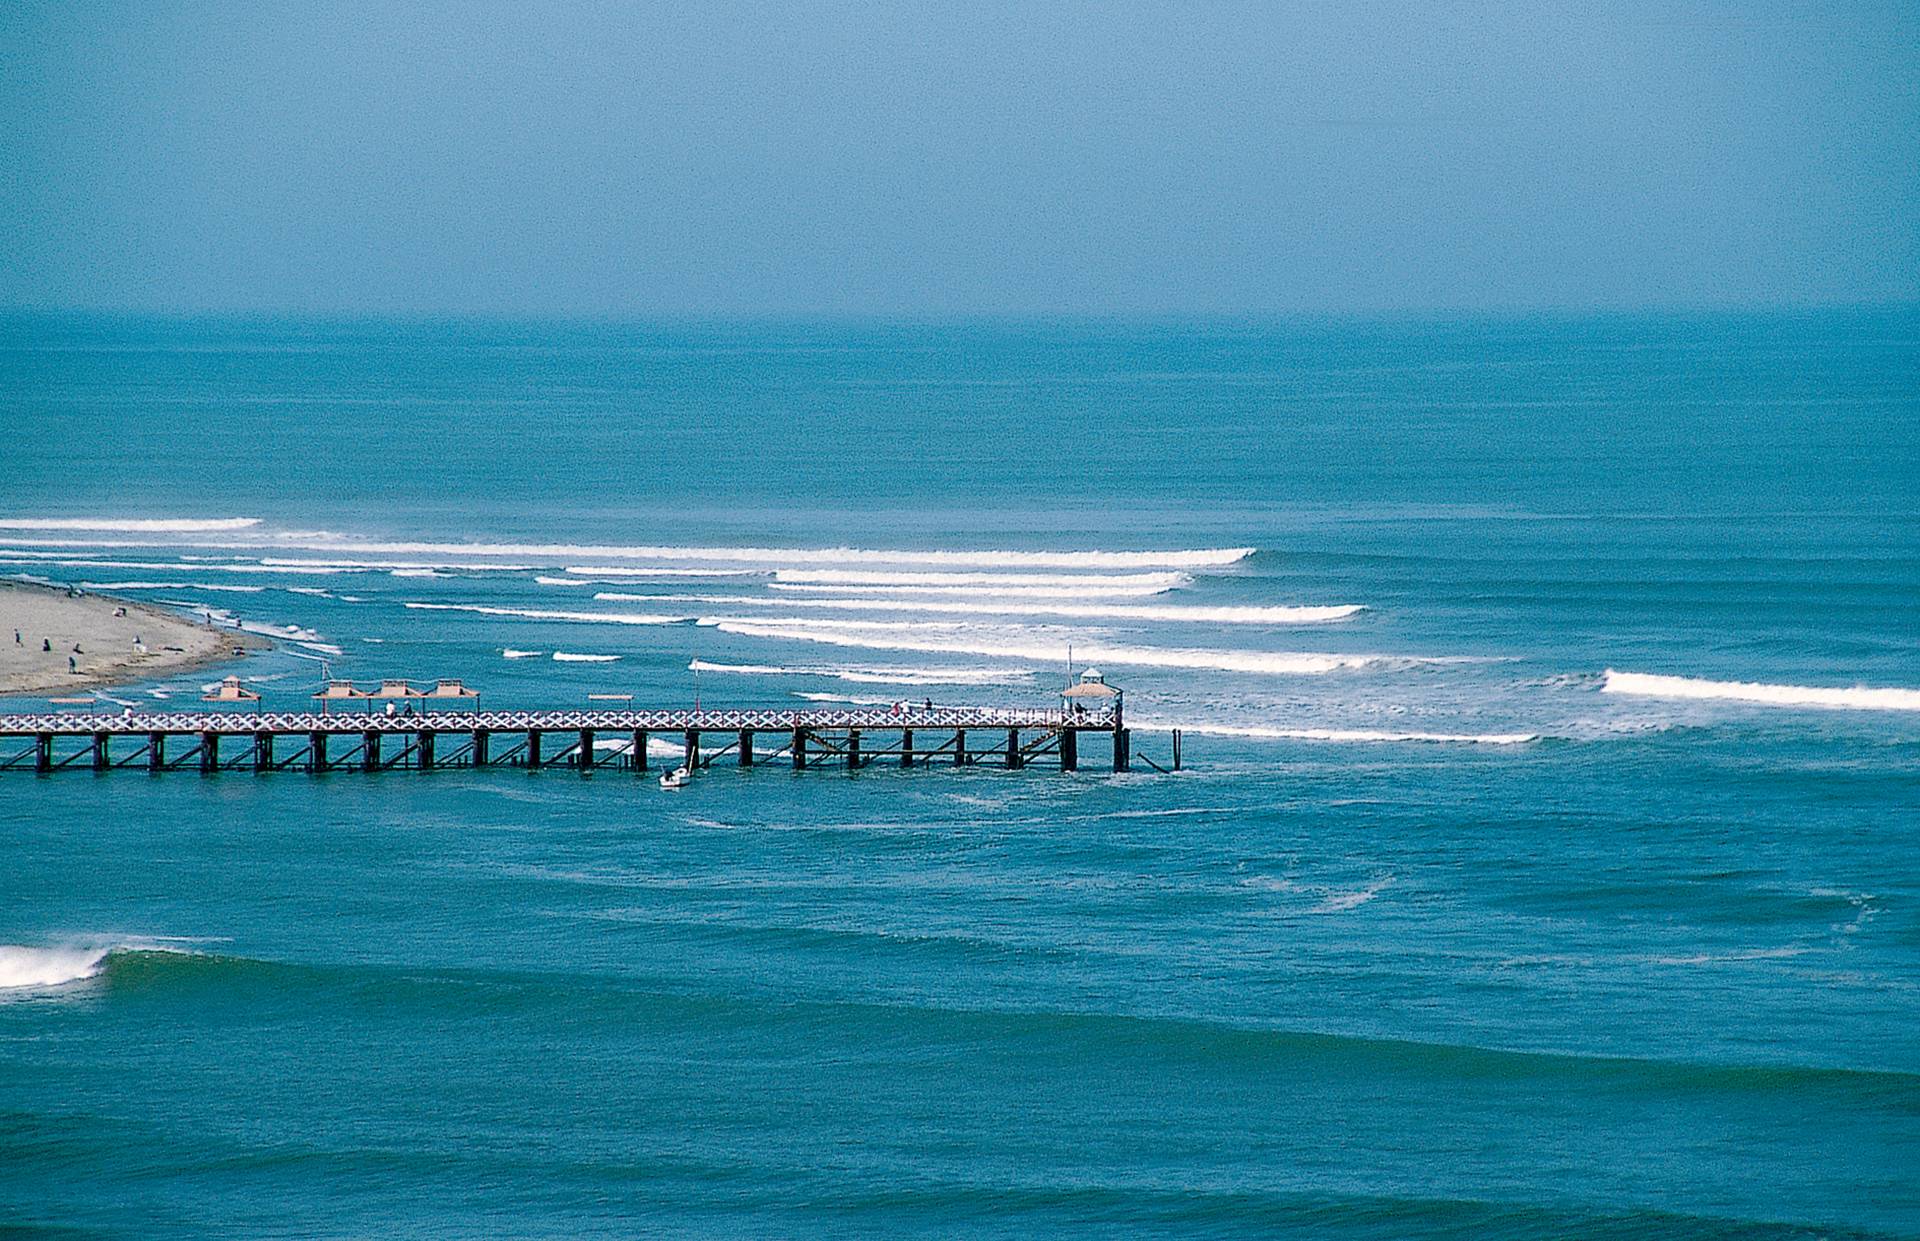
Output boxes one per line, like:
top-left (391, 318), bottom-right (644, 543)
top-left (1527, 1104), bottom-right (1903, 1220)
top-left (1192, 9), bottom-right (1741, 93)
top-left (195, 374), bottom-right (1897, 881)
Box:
top-left (12, 629), bottom-right (19, 645)
top-left (42, 638), bottom-right (50, 652)
top-left (68, 655), bottom-right (76, 673)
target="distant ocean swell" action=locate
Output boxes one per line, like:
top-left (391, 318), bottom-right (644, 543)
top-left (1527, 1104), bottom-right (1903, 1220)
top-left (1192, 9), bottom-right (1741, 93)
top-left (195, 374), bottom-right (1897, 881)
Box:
top-left (1604, 670), bottom-right (1920, 712)
top-left (5, 944), bottom-right (1908, 1104)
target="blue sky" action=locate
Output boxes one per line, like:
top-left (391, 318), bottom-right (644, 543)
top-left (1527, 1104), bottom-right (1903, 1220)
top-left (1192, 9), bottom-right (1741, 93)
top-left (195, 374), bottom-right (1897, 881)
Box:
top-left (2, 1), bottom-right (1915, 315)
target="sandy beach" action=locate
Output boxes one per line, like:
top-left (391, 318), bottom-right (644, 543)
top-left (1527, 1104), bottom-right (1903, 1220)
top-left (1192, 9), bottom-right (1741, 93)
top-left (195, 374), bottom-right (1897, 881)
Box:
top-left (0, 580), bottom-right (268, 697)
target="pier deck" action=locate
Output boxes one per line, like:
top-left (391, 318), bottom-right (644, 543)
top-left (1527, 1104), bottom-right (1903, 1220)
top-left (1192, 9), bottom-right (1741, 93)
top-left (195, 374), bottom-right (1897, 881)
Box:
top-left (0, 705), bottom-right (1138, 775)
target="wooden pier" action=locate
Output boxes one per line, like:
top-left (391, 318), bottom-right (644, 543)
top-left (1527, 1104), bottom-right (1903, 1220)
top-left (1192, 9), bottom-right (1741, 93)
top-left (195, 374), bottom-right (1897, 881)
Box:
top-left (0, 705), bottom-right (1144, 777)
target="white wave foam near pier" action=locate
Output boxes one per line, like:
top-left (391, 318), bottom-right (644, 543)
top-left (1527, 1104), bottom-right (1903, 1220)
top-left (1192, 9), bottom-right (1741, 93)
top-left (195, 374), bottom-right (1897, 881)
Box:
top-left (1602, 670), bottom-right (1920, 712)
top-left (1135, 719), bottom-right (1538, 744)
top-left (709, 619), bottom-right (1418, 676)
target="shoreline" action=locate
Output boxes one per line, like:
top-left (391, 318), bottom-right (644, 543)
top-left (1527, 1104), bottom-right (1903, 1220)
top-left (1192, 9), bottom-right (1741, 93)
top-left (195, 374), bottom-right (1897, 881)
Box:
top-left (0, 579), bottom-right (270, 698)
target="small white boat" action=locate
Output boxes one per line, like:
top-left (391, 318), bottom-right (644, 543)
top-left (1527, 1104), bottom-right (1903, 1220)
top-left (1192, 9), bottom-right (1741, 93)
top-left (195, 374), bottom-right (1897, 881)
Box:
top-left (659, 765), bottom-right (692, 790)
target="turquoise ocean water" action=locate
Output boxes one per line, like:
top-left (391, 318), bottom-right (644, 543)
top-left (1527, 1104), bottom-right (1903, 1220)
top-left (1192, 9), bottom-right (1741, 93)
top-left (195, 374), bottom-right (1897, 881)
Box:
top-left (1, 309), bottom-right (1917, 1237)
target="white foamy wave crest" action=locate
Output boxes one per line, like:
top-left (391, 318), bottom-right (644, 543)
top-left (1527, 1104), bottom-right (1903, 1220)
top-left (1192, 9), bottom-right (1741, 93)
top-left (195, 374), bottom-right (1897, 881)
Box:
top-left (562, 566), bottom-right (767, 579)
top-left (772, 570), bottom-right (1193, 589)
top-left (597, 593), bottom-right (1358, 625)
top-left (0, 944), bottom-right (115, 988)
top-left (768, 582), bottom-right (1177, 599)
top-left (1135, 719), bottom-right (1538, 744)
top-left (1602, 669), bottom-right (1920, 712)
top-left (404, 603), bottom-right (690, 625)
top-left (502, 649), bottom-right (544, 659)
top-left (222, 538), bottom-right (1257, 570)
top-left (0, 557), bottom-right (347, 575)
top-left (793, 691), bottom-right (897, 707)
top-left (261, 558), bottom-right (537, 572)
top-left (553, 652), bottom-right (620, 663)
top-left (710, 619), bottom-right (1414, 676)
top-left (0, 517), bottom-right (260, 533)
top-left (689, 659), bottom-right (1033, 685)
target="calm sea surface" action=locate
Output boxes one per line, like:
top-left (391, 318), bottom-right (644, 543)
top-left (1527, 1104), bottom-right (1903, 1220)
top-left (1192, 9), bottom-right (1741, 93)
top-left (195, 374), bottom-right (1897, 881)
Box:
top-left (1, 310), bottom-right (1917, 1238)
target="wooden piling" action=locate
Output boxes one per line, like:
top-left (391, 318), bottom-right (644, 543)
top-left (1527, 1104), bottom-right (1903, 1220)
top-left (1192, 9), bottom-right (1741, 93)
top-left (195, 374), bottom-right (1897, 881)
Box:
top-left (1006, 728), bottom-right (1022, 770)
top-left (201, 731), bottom-right (218, 774)
top-left (362, 730), bottom-right (380, 773)
top-left (149, 732), bottom-right (165, 772)
top-left (578, 728), bottom-right (594, 774)
top-left (36, 733), bottom-right (52, 774)
top-left (1113, 728), bottom-right (1130, 772)
top-left (254, 731), bottom-right (273, 771)
top-left (900, 728), bottom-right (913, 767)
top-left (418, 730), bottom-right (435, 770)
top-left (1060, 728), bottom-right (1077, 772)
top-left (472, 728), bottom-right (489, 768)
top-left (847, 729), bottom-right (861, 771)
top-left (739, 729), bottom-right (754, 767)
top-left (793, 728), bottom-right (807, 769)
top-left (309, 731), bottom-right (327, 772)
top-left (92, 732), bottom-right (109, 771)
top-left (684, 730), bottom-right (700, 770)
top-left (526, 729), bottom-right (542, 769)
top-left (954, 729), bottom-right (967, 766)
top-left (631, 729), bottom-right (648, 773)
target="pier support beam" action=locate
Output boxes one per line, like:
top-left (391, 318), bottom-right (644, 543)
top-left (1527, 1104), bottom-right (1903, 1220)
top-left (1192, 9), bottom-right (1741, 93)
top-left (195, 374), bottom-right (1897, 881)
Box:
top-left (35, 733), bottom-right (52, 774)
top-left (92, 732), bottom-right (109, 771)
top-left (954, 729), bottom-right (966, 766)
top-left (684, 730), bottom-right (700, 770)
top-left (149, 732), bottom-right (165, 772)
top-left (1060, 728), bottom-right (1077, 772)
top-left (901, 728), bottom-right (913, 767)
top-left (631, 730), bottom-right (647, 773)
top-left (847, 730), bottom-right (861, 772)
top-left (472, 728), bottom-right (489, 768)
top-left (254, 731), bottom-right (273, 771)
top-left (1172, 729), bottom-right (1182, 771)
top-left (1113, 728), bottom-right (1130, 773)
top-left (1006, 728), bottom-right (1022, 770)
top-left (201, 731), bottom-right (218, 774)
top-left (418, 731), bottom-right (435, 770)
top-left (527, 730), bottom-right (542, 769)
top-left (363, 731), bottom-right (380, 773)
top-left (739, 730), bottom-right (754, 767)
top-left (310, 731), bottom-right (327, 772)
top-left (578, 729), bottom-right (594, 774)
top-left (793, 729), bottom-right (807, 769)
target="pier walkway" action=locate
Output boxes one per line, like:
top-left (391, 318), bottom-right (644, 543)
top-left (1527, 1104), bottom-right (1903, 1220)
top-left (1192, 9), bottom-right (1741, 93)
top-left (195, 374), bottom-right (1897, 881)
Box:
top-left (0, 705), bottom-right (1138, 775)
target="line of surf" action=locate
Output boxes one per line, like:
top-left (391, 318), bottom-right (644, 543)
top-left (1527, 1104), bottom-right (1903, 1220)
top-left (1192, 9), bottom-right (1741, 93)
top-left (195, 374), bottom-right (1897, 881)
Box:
top-left (1602, 669), bottom-right (1920, 712)
top-left (595, 592), bottom-right (1361, 625)
top-left (689, 659), bottom-right (1033, 685)
top-left (0, 517), bottom-right (261, 533)
top-left (404, 602), bottom-right (689, 625)
top-left (1134, 718), bottom-right (1539, 744)
top-left (710, 620), bottom-right (1423, 676)
top-left (766, 582), bottom-right (1178, 599)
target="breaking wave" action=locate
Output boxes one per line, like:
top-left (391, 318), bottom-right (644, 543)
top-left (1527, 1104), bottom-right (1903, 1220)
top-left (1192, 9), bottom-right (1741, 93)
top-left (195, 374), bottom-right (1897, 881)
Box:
top-left (552, 652), bottom-right (620, 663)
top-left (596, 592), bottom-right (1360, 625)
top-left (1135, 719), bottom-right (1538, 744)
top-left (709, 619), bottom-right (1425, 676)
top-left (404, 602), bottom-right (690, 625)
top-left (771, 570), bottom-right (1193, 589)
top-left (689, 659), bottom-right (1033, 685)
top-left (0, 939), bottom-right (202, 990)
top-left (0, 517), bottom-right (260, 532)
top-left (1602, 669), bottom-right (1920, 712)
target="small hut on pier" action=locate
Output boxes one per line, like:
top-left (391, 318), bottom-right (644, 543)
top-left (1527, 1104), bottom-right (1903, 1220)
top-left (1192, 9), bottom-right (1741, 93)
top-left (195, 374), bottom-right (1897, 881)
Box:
top-left (203, 675), bottom-right (261, 710)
